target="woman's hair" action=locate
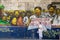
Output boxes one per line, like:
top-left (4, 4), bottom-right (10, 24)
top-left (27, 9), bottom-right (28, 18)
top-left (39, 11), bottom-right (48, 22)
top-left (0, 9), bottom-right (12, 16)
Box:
top-left (34, 6), bottom-right (42, 10)
top-left (56, 8), bottom-right (60, 15)
top-left (56, 8), bottom-right (60, 11)
top-left (47, 4), bottom-right (56, 10)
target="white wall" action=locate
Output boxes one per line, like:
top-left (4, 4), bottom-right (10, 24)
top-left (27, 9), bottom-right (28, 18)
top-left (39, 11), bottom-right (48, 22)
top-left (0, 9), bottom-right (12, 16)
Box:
top-left (0, 0), bottom-right (60, 10)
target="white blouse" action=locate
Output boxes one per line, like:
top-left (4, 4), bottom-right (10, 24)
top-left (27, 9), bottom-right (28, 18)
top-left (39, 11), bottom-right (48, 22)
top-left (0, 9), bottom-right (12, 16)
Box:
top-left (53, 15), bottom-right (60, 25)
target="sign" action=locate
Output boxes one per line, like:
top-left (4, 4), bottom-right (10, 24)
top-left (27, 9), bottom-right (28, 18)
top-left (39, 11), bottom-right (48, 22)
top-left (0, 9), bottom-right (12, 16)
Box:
top-left (28, 18), bottom-right (51, 30)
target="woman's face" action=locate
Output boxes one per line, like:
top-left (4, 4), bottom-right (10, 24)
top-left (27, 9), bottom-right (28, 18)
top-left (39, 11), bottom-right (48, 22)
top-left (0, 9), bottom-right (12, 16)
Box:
top-left (56, 9), bottom-right (60, 15)
top-left (35, 8), bottom-right (41, 15)
top-left (49, 7), bottom-right (54, 13)
top-left (15, 11), bottom-right (19, 17)
top-left (35, 8), bottom-right (41, 13)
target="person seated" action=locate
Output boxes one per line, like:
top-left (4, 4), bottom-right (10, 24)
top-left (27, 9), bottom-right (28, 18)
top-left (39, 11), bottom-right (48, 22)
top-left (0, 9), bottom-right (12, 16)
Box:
top-left (0, 4), bottom-right (7, 18)
top-left (14, 10), bottom-right (20, 18)
top-left (11, 17), bottom-right (17, 26)
top-left (17, 13), bottom-right (24, 26)
top-left (23, 11), bottom-right (31, 26)
top-left (7, 15), bottom-right (11, 23)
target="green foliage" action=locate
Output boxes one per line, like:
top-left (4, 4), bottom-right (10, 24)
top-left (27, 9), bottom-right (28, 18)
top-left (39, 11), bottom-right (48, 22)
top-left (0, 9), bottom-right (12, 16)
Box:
top-left (43, 30), bottom-right (60, 38)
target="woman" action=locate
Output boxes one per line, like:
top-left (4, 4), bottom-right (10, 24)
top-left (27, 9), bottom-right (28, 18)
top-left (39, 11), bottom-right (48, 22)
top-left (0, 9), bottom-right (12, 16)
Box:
top-left (53, 8), bottom-right (60, 27)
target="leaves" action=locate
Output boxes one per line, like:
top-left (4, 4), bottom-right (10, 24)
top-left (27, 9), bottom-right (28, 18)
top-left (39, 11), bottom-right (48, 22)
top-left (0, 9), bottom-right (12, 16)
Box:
top-left (43, 29), bottom-right (60, 38)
